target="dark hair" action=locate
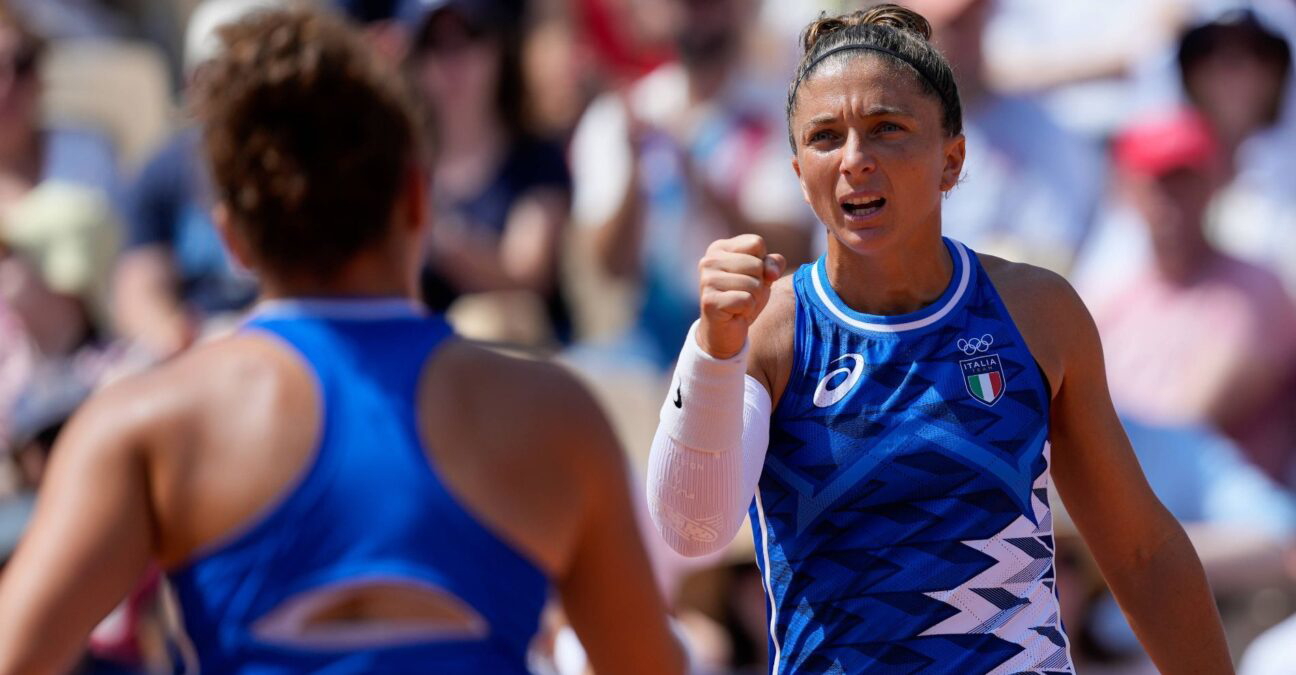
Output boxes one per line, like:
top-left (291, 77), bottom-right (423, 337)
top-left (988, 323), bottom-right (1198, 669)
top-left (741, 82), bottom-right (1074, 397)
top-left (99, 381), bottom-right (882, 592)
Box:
top-left (1178, 10), bottom-right (1291, 127)
top-left (409, 6), bottom-right (530, 141)
top-left (196, 7), bottom-right (422, 278)
top-left (786, 4), bottom-right (961, 150)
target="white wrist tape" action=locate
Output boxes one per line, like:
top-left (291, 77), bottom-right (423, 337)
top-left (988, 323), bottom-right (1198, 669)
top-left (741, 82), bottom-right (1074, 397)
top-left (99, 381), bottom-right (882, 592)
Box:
top-left (659, 321), bottom-right (748, 452)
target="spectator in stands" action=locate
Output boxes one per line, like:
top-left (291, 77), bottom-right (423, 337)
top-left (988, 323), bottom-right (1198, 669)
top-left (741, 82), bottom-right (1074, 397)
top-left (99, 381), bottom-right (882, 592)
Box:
top-left (905, 0), bottom-right (1105, 273)
top-left (111, 0), bottom-right (278, 358)
top-left (569, 0), bottom-right (812, 367)
top-left (1179, 9), bottom-right (1296, 300)
top-left (1093, 109), bottom-right (1296, 485)
top-left (0, 3), bottom-right (119, 438)
top-left (406, 0), bottom-right (575, 345)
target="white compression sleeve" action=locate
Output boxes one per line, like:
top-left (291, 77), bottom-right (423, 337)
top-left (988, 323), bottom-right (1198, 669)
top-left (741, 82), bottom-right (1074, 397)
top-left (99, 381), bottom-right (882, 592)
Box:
top-left (647, 324), bottom-right (772, 557)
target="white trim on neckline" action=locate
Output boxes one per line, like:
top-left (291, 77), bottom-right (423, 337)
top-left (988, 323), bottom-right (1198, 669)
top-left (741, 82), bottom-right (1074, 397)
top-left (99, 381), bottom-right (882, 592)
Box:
top-left (252, 298), bottom-right (427, 321)
top-left (810, 239), bottom-right (972, 333)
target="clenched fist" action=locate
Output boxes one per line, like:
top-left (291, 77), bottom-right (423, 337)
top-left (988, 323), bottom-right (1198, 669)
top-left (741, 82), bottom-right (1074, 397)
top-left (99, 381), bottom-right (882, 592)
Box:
top-left (697, 234), bottom-right (786, 360)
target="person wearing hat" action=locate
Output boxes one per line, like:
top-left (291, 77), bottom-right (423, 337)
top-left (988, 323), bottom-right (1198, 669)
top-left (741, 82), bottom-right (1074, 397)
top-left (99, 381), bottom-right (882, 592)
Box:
top-left (0, 2), bottom-right (120, 450)
top-left (1092, 109), bottom-right (1296, 486)
top-left (1179, 6), bottom-right (1296, 312)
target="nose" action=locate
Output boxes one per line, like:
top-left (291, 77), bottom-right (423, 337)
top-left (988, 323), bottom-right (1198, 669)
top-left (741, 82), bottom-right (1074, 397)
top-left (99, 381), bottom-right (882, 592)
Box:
top-left (839, 132), bottom-right (876, 179)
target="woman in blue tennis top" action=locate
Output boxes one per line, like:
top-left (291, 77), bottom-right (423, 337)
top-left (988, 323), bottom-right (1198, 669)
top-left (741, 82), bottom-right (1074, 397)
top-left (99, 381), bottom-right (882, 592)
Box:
top-left (0, 8), bottom-right (683, 674)
top-left (647, 5), bottom-right (1231, 673)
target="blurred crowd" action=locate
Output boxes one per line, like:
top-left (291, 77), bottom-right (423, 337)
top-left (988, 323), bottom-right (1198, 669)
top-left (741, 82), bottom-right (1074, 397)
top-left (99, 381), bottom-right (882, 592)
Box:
top-left (0, 0), bottom-right (1294, 672)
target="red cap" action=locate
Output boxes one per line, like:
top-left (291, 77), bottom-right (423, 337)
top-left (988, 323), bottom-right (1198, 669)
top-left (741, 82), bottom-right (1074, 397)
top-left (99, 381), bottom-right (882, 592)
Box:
top-left (1113, 109), bottom-right (1219, 176)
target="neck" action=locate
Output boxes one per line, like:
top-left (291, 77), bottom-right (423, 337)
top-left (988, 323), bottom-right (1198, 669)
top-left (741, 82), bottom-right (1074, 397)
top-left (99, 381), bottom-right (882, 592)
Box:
top-left (258, 249), bottom-right (417, 302)
top-left (826, 233), bottom-right (953, 316)
top-left (1151, 230), bottom-right (1218, 286)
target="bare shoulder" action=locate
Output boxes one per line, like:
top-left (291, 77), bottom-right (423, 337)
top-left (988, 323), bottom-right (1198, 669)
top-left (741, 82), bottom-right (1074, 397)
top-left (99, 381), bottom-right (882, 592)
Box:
top-left (977, 254), bottom-right (1097, 396)
top-left (425, 339), bottom-right (612, 451)
top-left (749, 274), bottom-right (798, 404)
top-left (978, 254), bottom-right (1082, 314)
top-left (55, 334), bottom-right (320, 567)
top-left (420, 339), bottom-right (621, 574)
top-left (74, 334), bottom-right (310, 451)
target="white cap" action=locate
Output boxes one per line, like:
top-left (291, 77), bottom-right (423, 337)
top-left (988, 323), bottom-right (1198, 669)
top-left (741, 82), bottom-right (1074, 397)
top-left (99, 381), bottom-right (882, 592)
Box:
top-left (184, 0), bottom-right (289, 74)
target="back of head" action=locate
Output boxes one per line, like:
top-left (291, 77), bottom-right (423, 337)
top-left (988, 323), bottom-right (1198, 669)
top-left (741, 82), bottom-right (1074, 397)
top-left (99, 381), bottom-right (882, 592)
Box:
top-left (195, 6), bottom-right (421, 279)
top-left (786, 3), bottom-right (961, 149)
top-left (185, 0), bottom-right (289, 75)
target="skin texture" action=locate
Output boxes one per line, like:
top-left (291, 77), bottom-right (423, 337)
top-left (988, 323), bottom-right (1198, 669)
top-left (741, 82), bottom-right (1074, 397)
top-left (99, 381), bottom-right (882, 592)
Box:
top-left (698, 49), bottom-right (1233, 674)
top-left (0, 164), bottom-right (685, 675)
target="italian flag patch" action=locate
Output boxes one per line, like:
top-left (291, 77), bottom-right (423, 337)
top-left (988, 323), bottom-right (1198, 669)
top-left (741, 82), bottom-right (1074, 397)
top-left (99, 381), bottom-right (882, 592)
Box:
top-left (960, 354), bottom-right (1006, 406)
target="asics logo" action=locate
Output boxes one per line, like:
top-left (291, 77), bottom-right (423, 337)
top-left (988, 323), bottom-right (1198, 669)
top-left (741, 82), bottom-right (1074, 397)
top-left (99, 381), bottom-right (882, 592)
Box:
top-left (957, 334), bottom-right (994, 355)
top-left (813, 354), bottom-right (865, 408)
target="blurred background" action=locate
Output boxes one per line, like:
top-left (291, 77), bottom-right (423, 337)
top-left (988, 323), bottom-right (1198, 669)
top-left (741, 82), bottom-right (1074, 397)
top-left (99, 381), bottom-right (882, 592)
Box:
top-left (0, 0), bottom-right (1294, 672)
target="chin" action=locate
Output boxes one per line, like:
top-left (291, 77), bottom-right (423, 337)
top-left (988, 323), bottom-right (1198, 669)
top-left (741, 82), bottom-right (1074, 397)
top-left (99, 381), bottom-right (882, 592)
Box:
top-left (829, 222), bottom-right (895, 256)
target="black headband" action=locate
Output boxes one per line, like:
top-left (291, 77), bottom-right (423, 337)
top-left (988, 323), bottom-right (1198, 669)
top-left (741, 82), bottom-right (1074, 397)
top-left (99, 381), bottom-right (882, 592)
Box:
top-left (792, 44), bottom-right (943, 102)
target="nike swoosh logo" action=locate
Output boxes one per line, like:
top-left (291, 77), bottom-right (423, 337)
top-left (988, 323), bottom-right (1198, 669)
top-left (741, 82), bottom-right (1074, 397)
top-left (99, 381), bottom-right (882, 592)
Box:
top-left (673, 383), bottom-right (682, 408)
top-left (812, 354), bottom-right (865, 408)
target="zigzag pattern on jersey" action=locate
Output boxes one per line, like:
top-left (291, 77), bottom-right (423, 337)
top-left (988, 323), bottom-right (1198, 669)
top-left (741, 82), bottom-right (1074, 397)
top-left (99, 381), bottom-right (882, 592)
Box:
top-left (751, 244), bottom-right (1071, 674)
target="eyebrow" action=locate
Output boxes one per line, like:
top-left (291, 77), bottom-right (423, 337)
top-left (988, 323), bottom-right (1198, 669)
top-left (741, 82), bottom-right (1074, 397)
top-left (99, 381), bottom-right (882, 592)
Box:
top-left (801, 105), bottom-right (916, 132)
top-left (861, 104), bottom-right (914, 118)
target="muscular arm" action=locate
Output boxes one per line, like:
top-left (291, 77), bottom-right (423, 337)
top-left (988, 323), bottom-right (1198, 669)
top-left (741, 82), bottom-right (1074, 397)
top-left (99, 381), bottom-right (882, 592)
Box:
top-left (0, 385), bottom-right (156, 675)
top-left (647, 370), bottom-right (772, 557)
top-left (1020, 271), bottom-right (1232, 673)
top-left (646, 236), bottom-right (791, 559)
top-left (549, 372), bottom-right (686, 675)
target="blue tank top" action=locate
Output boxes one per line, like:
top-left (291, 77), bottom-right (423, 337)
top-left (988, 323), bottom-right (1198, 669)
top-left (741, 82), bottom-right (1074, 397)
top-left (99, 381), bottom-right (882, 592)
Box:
top-left (167, 299), bottom-right (549, 673)
top-left (751, 239), bottom-right (1073, 673)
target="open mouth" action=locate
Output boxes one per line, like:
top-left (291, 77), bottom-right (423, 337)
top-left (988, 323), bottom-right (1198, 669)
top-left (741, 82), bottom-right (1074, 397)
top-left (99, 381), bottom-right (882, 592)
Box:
top-left (841, 196), bottom-right (886, 218)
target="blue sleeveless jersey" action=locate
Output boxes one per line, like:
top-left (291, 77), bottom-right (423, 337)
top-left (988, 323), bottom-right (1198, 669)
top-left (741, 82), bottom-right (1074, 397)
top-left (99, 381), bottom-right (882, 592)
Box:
top-left (751, 239), bottom-right (1073, 673)
top-left (167, 300), bottom-right (548, 674)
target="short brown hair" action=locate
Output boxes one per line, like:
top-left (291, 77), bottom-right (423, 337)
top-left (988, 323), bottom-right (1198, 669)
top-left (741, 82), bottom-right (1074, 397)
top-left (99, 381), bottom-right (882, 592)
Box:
top-left (196, 6), bottom-right (422, 278)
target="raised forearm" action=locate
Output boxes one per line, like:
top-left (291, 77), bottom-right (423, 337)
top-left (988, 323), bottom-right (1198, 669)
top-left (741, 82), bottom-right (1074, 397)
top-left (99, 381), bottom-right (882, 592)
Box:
top-left (1101, 525), bottom-right (1233, 674)
top-left (647, 324), bottom-right (770, 557)
top-left (591, 164), bottom-right (644, 279)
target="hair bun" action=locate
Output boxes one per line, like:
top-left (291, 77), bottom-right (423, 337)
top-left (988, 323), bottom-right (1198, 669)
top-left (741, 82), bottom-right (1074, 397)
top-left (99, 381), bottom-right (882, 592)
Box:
top-left (801, 4), bottom-right (933, 54)
top-left (859, 4), bottom-right (933, 40)
top-left (801, 16), bottom-right (850, 54)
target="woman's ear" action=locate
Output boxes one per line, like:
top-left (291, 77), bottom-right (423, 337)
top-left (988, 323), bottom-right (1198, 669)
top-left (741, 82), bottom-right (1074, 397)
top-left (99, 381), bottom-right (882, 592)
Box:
top-left (791, 156), bottom-right (812, 205)
top-left (940, 133), bottom-right (966, 192)
top-left (212, 202), bottom-right (255, 274)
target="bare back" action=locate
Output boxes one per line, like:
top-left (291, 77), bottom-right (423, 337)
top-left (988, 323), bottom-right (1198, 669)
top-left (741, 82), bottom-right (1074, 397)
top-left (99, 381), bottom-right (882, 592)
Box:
top-left (0, 311), bottom-right (681, 674)
top-left (145, 334), bottom-right (588, 577)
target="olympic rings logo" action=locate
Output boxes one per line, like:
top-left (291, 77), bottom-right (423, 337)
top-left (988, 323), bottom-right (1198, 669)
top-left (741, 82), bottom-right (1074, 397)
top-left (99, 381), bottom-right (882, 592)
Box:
top-left (957, 334), bottom-right (994, 355)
